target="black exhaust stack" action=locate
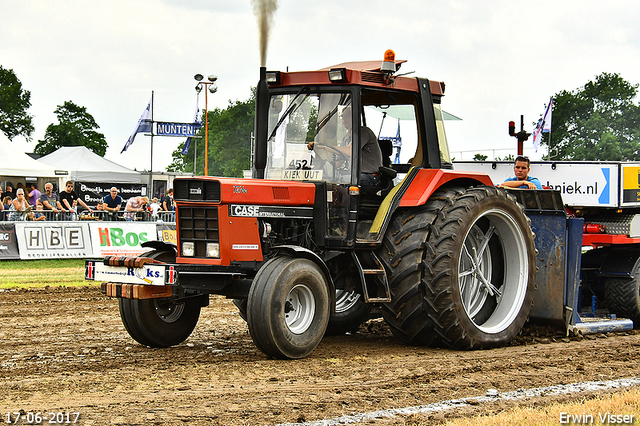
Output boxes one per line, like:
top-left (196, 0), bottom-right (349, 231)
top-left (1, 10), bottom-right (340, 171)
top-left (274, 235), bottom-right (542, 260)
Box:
top-left (253, 66), bottom-right (269, 179)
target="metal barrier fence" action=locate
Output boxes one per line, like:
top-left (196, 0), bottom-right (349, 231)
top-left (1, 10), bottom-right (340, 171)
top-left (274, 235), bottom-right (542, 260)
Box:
top-left (1, 209), bottom-right (176, 223)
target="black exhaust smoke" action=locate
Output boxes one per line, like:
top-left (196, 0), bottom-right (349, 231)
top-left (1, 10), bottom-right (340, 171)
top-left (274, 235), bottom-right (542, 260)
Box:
top-left (251, 1), bottom-right (277, 178)
top-left (251, 0), bottom-right (277, 67)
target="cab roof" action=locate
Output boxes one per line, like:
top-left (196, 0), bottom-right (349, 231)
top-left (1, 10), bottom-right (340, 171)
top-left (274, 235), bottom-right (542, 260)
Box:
top-left (319, 59), bottom-right (408, 72)
top-left (268, 59), bottom-right (445, 96)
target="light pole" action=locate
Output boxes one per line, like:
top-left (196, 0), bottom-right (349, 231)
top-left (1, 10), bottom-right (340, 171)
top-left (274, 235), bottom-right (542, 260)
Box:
top-left (194, 74), bottom-right (217, 176)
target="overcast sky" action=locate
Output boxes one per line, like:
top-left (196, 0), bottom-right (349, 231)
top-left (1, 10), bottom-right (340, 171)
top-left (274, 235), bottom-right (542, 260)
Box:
top-left (3, 0), bottom-right (640, 172)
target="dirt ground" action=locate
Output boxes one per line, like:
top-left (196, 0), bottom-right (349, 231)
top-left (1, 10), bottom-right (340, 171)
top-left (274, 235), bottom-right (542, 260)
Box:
top-left (1, 286), bottom-right (640, 425)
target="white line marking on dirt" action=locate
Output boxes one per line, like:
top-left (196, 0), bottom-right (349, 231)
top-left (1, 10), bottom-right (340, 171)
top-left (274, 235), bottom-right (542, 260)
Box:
top-left (278, 377), bottom-right (640, 426)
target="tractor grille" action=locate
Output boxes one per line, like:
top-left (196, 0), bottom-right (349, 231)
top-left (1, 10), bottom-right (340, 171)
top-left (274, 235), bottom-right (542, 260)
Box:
top-left (272, 186), bottom-right (290, 201)
top-left (174, 179), bottom-right (221, 202)
top-left (361, 72), bottom-right (385, 84)
top-left (177, 206), bottom-right (219, 257)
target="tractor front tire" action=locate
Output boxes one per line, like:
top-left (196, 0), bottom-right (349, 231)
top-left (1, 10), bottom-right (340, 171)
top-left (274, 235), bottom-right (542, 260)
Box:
top-left (325, 290), bottom-right (371, 335)
top-left (237, 289), bottom-right (371, 337)
top-left (118, 249), bottom-right (201, 348)
top-left (247, 256), bottom-right (331, 359)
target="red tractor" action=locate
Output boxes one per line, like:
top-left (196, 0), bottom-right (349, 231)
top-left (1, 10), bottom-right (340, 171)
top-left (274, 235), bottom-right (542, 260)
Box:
top-left (89, 51), bottom-right (539, 359)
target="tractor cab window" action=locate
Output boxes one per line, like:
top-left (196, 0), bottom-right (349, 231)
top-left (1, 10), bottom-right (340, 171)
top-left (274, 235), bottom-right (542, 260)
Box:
top-left (361, 89), bottom-right (421, 170)
top-left (366, 104), bottom-right (417, 167)
top-left (433, 102), bottom-right (452, 164)
top-left (265, 91), bottom-right (353, 185)
top-left (364, 96), bottom-right (452, 169)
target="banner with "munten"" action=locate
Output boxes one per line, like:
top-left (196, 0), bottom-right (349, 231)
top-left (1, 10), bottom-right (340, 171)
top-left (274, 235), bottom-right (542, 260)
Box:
top-left (155, 122), bottom-right (200, 137)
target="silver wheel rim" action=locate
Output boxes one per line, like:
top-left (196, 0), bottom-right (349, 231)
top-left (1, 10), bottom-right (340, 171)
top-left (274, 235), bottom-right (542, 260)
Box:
top-left (458, 208), bottom-right (528, 334)
top-left (285, 284), bottom-right (316, 334)
top-left (154, 299), bottom-right (185, 324)
top-left (334, 290), bottom-right (361, 314)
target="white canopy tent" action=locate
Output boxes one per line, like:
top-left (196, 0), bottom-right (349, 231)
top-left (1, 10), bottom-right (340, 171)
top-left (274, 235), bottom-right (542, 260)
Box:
top-left (37, 146), bottom-right (143, 184)
top-left (0, 131), bottom-right (62, 179)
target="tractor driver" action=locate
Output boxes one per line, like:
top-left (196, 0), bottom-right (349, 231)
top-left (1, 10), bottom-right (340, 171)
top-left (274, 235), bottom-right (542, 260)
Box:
top-left (498, 156), bottom-right (542, 189)
top-left (307, 105), bottom-right (383, 186)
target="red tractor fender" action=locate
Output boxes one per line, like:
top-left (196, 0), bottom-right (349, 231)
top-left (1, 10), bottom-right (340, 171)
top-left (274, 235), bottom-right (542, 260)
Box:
top-left (398, 168), bottom-right (494, 207)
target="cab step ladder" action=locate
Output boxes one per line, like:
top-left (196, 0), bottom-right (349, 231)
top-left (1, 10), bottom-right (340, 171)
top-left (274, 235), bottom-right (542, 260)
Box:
top-left (351, 251), bottom-right (391, 303)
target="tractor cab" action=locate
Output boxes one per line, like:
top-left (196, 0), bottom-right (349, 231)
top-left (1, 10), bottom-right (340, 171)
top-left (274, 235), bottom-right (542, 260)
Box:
top-left (255, 51), bottom-right (452, 247)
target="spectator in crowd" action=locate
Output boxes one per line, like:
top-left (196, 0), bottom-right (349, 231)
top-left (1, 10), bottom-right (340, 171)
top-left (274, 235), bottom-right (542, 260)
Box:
top-left (39, 182), bottom-right (63, 213)
top-left (32, 200), bottom-right (46, 221)
top-left (103, 187), bottom-right (123, 221)
top-left (150, 197), bottom-right (161, 219)
top-left (26, 183), bottom-right (41, 207)
top-left (70, 200), bottom-right (79, 220)
top-left (59, 180), bottom-right (93, 219)
top-left (8, 188), bottom-right (31, 221)
top-left (124, 196), bottom-right (144, 221)
top-left (91, 202), bottom-right (104, 220)
top-left (498, 156), bottom-right (542, 190)
top-left (1, 196), bottom-right (12, 220)
top-left (2, 183), bottom-right (14, 201)
top-left (140, 196), bottom-right (151, 220)
top-left (161, 188), bottom-right (174, 211)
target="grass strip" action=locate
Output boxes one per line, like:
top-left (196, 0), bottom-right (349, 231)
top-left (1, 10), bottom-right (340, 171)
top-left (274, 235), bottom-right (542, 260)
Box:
top-left (0, 258), bottom-right (92, 289)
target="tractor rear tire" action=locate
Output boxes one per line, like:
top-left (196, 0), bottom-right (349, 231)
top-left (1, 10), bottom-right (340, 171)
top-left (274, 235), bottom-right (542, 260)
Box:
top-left (378, 203), bottom-right (442, 346)
top-left (379, 186), bottom-right (536, 349)
top-left (605, 275), bottom-right (640, 328)
top-left (118, 249), bottom-right (201, 348)
top-left (247, 256), bottom-right (331, 359)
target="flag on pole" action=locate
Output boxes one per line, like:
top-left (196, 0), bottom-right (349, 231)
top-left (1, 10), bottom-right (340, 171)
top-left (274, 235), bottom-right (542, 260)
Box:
top-left (392, 120), bottom-right (402, 164)
top-left (181, 101), bottom-right (202, 155)
top-left (542, 105), bottom-right (552, 133)
top-left (121, 97), bottom-right (152, 153)
top-left (532, 98), bottom-right (553, 152)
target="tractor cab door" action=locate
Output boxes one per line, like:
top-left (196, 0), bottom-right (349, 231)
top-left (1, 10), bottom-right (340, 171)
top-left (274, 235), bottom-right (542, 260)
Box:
top-left (263, 89), bottom-right (356, 246)
top-left (353, 86), bottom-right (454, 242)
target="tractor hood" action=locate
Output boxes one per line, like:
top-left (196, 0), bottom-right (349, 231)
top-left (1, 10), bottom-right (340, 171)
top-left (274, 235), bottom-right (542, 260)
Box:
top-left (173, 176), bottom-right (316, 206)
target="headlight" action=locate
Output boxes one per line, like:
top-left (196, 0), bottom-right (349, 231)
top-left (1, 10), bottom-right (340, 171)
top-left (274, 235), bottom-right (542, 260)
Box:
top-left (265, 71), bottom-right (281, 85)
top-left (182, 242), bottom-right (195, 257)
top-left (206, 243), bottom-right (220, 258)
top-left (328, 68), bottom-right (348, 83)
top-left (261, 221), bottom-right (272, 238)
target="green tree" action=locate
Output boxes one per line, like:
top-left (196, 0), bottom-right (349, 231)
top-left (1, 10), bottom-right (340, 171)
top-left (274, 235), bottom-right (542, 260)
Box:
top-left (473, 153), bottom-right (488, 161)
top-left (496, 154), bottom-right (515, 162)
top-left (168, 94), bottom-right (255, 177)
top-left (35, 101), bottom-right (107, 156)
top-left (0, 66), bottom-right (34, 140)
top-left (543, 73), bottom-right (640, 160)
